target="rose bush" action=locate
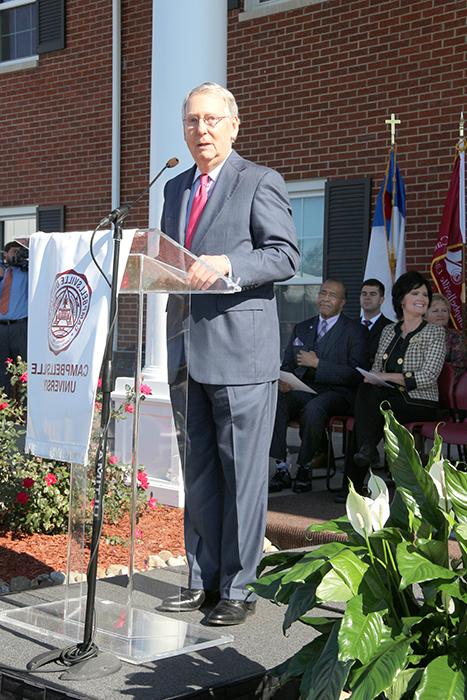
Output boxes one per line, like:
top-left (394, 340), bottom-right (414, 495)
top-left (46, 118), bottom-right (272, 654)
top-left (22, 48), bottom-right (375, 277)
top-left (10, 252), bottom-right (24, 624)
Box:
top-left (0, 359), bottom-right (155, 534)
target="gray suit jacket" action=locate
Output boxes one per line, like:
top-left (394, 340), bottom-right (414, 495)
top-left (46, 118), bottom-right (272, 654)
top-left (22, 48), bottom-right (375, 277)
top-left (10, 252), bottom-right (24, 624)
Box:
top-left (161, 151), bottom-right (300, 385)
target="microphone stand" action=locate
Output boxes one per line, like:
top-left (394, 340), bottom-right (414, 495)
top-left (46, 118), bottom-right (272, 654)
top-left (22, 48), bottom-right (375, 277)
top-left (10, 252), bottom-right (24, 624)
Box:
top-left (27, 157), bottom-right (179, 680)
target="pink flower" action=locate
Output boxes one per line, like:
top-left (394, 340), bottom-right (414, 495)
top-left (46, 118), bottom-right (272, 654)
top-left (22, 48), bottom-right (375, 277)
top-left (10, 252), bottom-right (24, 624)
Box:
top-left (45, 473), bottom-right (57, 487)
top-left (124, 403), bottom-right (135, 414)
top-left (16, 491), bottom-right (29, 505)
top-left (94, 401), bottom-right (102, 411)
top-left (0, 402), bottom-right (9, 411)
top-left (148, 496), bottom-right (157, 510)
top-left (97, 378), bottom-right (102, 388)
top-left (5, 357), bottom-right (13, 364)
top-left (140, 383), bottom-right (152, 396)
top-left (108, 454), bottom-right (118, 465)
top-left (137, 471), bottom-right (149, 490)
top-left (19, 372), bottom-right (27, 383)
top-left (135, 528), bottom-right (143, 539)
top-left (22, 477), bottom-right (34, 489)
top-left (90, 499), bottom-right (95, 509)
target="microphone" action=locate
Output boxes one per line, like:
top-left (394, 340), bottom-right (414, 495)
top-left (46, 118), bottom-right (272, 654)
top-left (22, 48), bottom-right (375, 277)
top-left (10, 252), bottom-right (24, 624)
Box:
top-left (99, 157), bottom-right (179, 226)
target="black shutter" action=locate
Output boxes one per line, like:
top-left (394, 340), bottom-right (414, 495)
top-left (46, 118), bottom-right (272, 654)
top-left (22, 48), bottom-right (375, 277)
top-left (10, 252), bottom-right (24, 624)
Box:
top-left (323, 178), bottom-right (372, 318)
top-left (37, 0), bottom-right (65, 54)
top-left (228, 0), bottom-right (241, 9)
top-left (36, 205), bottom-right (65, 232)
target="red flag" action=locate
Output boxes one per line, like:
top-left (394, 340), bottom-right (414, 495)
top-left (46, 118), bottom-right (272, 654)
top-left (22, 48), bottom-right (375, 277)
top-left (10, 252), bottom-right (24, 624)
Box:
top-left (430, 153), bottom-right (464, 330)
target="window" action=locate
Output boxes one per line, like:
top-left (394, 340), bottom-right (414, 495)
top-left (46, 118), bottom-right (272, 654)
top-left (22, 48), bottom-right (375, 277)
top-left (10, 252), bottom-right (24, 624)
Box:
top-left (0, 206), bottom-right (37, 250)
top-left (276, 180), bottom-right (325, 353)
top-left (0, 0), bottom-right (37, 63)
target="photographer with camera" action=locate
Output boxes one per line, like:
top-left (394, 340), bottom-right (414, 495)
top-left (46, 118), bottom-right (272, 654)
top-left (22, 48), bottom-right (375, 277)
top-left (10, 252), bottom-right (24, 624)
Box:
top-left (0, 241), bottom-right (28, 395)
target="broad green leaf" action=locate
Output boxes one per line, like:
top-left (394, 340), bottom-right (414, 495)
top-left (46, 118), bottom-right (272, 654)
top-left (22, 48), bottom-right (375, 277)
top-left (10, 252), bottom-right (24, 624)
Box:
top-left (338, 594), bottom-right (391, 664)
top-left (316, 568), bottom-right (353, 603)
top-left (437, 579), bottom-right (467, 604)
top-left (426, 428), bottom-right (443, 469)
top-left (329, 548), bottom-right (369, 596)
top-left (299, 616), bottom-right (340, 634)
top-left (350, 636), bottom-right (413, 700)
top-left (444, 462), bottom-right (467, 523)
top-left (257, 550), bottom-right (303, 575)
top-left (301, 541), bottom-right (351, 560)
top-left (307, 516), bottom-right (354, 536)
top-left (272, 636), bottom-right (326, 684)
top-left (414, 655), bottom-right (466, 700)
top-left (281, 557), bottom-right (326, 584)
top-left (250, 568), bottom-right (289, 600)
top-left (386, 668), bottom-right (422, 700)
top-left (382, 408), bottom-right (444, 531)
top-left (300, 623), bottom-right (351, 700)
top-left (282, 578), bottom-right (320, 633)
top-left (396, 541), bottom-right (457, 589)
top-left (416, 538), bottom-right (449, 568)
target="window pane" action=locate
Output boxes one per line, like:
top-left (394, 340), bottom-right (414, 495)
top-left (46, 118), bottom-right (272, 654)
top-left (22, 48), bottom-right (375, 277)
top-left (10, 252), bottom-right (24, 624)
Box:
top-left (0, 4), bottom-right (36, 62)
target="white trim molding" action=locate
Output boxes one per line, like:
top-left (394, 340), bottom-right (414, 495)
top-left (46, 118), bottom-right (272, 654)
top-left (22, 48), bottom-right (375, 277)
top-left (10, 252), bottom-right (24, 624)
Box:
top-left (241, 0), bottom-right (327, 22)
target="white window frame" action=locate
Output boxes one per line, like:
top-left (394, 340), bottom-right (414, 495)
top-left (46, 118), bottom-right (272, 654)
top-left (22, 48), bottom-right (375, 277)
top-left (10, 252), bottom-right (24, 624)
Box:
top-left (241, 0), bottom-right (327, 22)
top-left (0, 0), bottom-right (38, 73)
top-left (0, 205), bottom-right (37, 246)
top-left (278, 178), bottom-right (325, 286)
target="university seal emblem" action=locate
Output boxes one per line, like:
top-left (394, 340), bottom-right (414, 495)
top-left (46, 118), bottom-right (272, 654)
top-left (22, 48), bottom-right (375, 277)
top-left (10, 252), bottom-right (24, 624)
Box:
top-left (48, 270), bottom-right (92, 355)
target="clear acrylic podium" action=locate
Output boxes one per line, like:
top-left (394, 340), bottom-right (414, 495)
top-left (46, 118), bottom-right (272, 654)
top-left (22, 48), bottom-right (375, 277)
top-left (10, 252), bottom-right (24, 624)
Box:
top-left (0, 229), bottom-right (240, 664)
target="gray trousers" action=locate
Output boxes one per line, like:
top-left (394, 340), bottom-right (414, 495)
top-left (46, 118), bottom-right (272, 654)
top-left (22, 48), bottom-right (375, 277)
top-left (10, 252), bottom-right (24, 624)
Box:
top-left (172, 377), bottom-right (277, 601)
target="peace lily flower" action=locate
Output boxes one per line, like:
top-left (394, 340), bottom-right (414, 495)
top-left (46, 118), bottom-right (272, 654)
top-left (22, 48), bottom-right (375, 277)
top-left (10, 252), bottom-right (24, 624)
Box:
top-left (346, 472), bottom-right (390, 537)
top-left (428, 459), bottom-right (450, 511)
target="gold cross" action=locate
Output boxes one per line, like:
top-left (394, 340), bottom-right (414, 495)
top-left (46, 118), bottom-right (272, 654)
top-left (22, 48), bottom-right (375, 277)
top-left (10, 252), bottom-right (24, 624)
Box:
top-left (385, 113), bottom-right (401, 146)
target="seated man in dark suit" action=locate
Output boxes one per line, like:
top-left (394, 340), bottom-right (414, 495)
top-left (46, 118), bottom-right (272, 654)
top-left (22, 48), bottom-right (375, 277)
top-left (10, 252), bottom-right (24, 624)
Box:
top-left (360, 278), bottom-right (392, 364)
top-left (269, 279), bottom-right (369, 493)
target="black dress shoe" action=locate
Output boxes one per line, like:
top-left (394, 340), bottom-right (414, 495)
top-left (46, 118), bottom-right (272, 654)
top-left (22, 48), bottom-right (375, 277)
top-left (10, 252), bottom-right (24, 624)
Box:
top-left (353, 444), bottom-right (379, 469)
top-left (158, 589), bottom-right (218, 612)
top-left (206, 599), bottom-right (256, 626)
top-left (293, 465), bottom-right (312, 492)
top-left (269, 468), bottom-right (292, 493)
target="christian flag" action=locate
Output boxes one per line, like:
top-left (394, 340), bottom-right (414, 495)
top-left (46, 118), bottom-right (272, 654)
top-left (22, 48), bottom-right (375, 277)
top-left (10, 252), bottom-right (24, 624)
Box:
top-left (364, 149), bottom-right (406, 320)
top-left (430, 144), bottom-right (466, 330)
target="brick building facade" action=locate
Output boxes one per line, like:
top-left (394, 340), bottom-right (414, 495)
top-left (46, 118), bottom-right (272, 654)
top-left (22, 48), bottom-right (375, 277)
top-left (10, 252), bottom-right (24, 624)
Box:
top-left (1, 0), bottom-right (465, 341)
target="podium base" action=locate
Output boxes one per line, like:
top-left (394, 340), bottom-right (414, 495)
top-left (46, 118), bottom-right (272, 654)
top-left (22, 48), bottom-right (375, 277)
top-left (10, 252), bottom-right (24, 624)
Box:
top-left (0, 596), bottom-right (232, 665)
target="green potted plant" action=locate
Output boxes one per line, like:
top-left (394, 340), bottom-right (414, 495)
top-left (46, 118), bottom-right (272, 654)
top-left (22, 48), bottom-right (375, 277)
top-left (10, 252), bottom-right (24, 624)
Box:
top-left (253, 407), bottom-right (467, 699)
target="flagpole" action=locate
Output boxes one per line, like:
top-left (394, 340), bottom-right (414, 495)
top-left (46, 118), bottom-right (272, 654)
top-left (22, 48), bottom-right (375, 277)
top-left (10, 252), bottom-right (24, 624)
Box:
top-left (460, 110), bottom-right (466, 337)
top-left (385, 113), bottom-right (401, 281)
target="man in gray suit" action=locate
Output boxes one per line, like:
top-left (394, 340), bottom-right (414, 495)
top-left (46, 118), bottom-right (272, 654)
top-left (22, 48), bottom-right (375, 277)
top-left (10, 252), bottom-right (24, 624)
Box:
top-left (158, 82), bottom-right (299, 625)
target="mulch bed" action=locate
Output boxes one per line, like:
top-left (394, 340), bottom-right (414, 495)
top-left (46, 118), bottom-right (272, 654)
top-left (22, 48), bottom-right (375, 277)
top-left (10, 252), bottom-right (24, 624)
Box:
top-left (0, 505), bottom-right (185, 582)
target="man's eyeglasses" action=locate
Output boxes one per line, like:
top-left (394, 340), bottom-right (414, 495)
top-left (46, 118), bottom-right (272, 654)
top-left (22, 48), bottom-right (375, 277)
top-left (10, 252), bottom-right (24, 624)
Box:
top-left (183, 115), bottom-right (229, 130)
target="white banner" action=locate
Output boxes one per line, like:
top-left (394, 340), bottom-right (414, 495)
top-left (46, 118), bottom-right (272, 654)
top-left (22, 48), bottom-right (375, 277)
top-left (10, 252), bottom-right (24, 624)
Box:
top-left (26, 229), bottom-right (135, 464)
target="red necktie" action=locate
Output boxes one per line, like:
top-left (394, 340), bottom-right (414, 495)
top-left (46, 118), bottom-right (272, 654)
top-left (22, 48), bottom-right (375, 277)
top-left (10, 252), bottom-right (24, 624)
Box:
top-left (185, 174), bottom-right (209, 249)
top-left (0, 268), bottom-right (12, 315)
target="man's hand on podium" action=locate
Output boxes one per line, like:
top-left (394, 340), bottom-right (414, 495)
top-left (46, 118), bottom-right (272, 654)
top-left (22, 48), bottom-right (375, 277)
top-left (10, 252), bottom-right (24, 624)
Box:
top-left (186, 254), bottom-right (231, 290)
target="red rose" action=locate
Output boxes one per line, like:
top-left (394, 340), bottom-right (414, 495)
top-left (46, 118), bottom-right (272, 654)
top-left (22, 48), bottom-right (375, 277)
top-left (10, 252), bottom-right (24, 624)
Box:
top-left (124, 403), bottom-right (135, 414)
top-left (22, 477), bottom-right (34, 489)
top-left (0, 402), bottom-right (9, 411)
top-left (140, 383), bottom-right (152, 396)
top-left (45, 473), bottom-right (57, 486)
top-left (137, 471), bottom-right (149, 489)
top-left (108, 454), bottom-right (118, 465)
top-left (148, 497), bottom-right (157, 510)
top-left (5, 357), bottom-right (13, 364)
top-left (19, 372), bottom-right (27, 383)
top-left (97, 378), bottom-right (102, 388)
top-left (16, 491), bottom-right (29, 505)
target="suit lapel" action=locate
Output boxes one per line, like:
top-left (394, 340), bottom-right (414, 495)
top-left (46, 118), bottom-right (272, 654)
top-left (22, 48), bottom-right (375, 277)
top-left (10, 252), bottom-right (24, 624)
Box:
top-left (173, 166), bottom-right (196, 245)
top-left (317, 316), bottom-right (346, 354)
top-left (303, 318), bottom-right (318, 350)
top-left (189, 152), bottom-right (244, 254)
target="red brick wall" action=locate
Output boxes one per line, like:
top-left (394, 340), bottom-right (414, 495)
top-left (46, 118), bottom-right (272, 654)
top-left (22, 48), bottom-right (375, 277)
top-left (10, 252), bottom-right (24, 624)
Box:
top-left (227, 0), bottom-right (467, 275)
top-left (0, 0), bottom-right (152, 230)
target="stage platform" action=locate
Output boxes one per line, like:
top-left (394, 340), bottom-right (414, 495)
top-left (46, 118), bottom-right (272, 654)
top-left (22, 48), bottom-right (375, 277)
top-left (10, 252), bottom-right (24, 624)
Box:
top-left (0, 565), bottom-right (316, 699)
